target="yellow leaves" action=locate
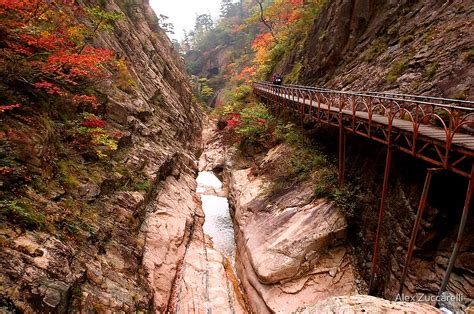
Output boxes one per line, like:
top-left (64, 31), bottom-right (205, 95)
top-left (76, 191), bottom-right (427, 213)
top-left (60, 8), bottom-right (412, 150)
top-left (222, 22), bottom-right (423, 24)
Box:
top-left (248, 0), bottom-right (328, 79)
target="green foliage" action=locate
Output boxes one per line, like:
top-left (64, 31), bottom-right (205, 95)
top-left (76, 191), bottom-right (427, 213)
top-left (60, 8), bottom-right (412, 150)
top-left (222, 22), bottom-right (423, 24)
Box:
top-left (362, 41), bottom-right (387, 62)
top-left (256, 42), bottom-right (286, 80)
top-left (86, 7), bottom-right (124, 31)
top-left (285, 62), bottom-right (302, 84)
top-left (151, 90), bottom-right (164, 105)
top-left (0, 200), bottom-right (47, 230)
top-left (201, 85), bottom-right (214, 98)
top-left (399, 33), bottom-right (415, 46)
top-left (231, 84), bottom-right (253, 102)
top-left (313, 168), bottom-right (338, 199)
top-left (386, 56), bottom-right (411, 83)
top-left (267, 123), bottom-right (339, 199)
top-left (387, 25), bottom-right (399, 36)
top-left (235, 103), bottom-right (272, 147)
top-left (425, 62), bottom-right (438, 79)
top-left (58, 160), bottom-right (81, 189)
top-left (135, 179), bottom-right (150, 192)
top-left (196, 78), bottom-right (214, 103)
top-left (75, 113), bottom-right (119, 159)
top-left (186, 60), bottom-right (201, 75)
top-left (465, 48), bottom-right (474, 63)
top-left (452, 89), bottom-right (468, 100)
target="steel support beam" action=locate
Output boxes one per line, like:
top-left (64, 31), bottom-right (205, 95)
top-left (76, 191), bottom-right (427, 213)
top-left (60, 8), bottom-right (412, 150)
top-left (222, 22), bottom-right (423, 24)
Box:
top-left (439, 164), bottom-right (474, 294)
top-left (369, 146), bottom-right (393, 294)
top-left (338, 124), bottom-right (346, 186)
top-left (398, 168), bottom-right (442, 296)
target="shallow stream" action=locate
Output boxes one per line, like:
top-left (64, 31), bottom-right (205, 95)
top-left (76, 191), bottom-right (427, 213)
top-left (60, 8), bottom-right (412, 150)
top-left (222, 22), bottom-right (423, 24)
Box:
top-left (196, 171), bottom-right (236, 264)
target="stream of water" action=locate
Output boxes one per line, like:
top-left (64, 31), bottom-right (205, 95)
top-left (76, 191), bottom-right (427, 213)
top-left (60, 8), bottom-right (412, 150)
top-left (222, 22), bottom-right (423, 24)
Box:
top-left (196, 171), bottom-right (236, 264)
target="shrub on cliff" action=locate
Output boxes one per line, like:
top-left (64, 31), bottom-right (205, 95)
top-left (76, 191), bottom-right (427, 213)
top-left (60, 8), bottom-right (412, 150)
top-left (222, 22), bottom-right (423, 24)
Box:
top-left (0, 0), bottom-right (123, 111)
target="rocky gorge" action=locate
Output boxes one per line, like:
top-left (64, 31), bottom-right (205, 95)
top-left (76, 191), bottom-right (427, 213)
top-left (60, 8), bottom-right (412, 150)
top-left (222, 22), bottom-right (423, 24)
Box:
top-left (197, 119), bottom-right (447, 313)
top-left (0, 0), bottom-right (472, 313)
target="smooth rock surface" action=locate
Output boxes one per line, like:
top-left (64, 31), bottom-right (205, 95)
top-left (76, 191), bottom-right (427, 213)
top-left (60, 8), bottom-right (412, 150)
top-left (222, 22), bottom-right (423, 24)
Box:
top-left (295, 295), bottom-right (442, 313)
top-left (226, 143), bottom-right (359, 313)
top-left (169, 229), bottom-right (248, 313)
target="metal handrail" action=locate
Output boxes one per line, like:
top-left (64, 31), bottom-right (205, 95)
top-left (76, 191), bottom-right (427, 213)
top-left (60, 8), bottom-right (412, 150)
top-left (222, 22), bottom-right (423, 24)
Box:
top-left (259, 81), bottom-right (474, 111)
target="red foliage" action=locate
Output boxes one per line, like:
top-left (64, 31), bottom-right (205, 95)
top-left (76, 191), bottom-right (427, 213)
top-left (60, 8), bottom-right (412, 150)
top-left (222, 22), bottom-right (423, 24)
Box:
top-left (226, 113), bottom-right (241, 129)
top-left (0, 167), bottom-right (12, 175)
top-left (0, 0), bottom-right (114, 109)
top-left (81, 118), bottom-right (107, 128)
top-left (0, 103), bottom-right (21, 112)
top-left (111, 131), bottom-right (124, 140)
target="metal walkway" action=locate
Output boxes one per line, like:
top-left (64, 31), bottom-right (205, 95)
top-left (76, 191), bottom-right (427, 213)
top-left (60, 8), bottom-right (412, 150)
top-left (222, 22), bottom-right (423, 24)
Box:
top-left (253, 81), bottom-right (474, 298)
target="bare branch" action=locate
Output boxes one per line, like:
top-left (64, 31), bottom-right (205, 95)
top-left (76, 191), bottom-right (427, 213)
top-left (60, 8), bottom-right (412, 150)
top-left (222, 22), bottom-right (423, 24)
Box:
top-left (256, 0), bottom-right (277, 42)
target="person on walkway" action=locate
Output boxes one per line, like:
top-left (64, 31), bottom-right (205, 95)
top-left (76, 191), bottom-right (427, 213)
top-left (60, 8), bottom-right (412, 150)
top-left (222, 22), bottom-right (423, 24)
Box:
top-left (273, 73), bottom-right (283, 85)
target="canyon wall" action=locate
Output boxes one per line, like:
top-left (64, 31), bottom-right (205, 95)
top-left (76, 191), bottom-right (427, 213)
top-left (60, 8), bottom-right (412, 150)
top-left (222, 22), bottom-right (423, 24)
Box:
top-left (285, 0), bottom-right (473, 99)
top-left (272, 0), bottom-right (474, 304)
top-left (0, 0), bottom-right (229, 312)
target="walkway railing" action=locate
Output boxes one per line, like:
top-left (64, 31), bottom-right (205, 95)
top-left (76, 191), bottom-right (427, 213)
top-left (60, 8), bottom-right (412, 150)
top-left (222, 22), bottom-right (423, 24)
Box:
top-left (253, 81), bottom-right (474, 300)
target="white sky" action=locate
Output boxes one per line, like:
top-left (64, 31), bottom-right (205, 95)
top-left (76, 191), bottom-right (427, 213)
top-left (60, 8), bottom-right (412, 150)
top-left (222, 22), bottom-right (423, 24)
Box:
top-left (150, 0), bottom-right (221, 41)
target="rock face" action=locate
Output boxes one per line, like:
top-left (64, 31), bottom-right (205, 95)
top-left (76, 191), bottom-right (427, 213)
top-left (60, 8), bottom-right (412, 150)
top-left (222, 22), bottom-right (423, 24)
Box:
top-left (141, 169), bottom-right (247, 313)
top-left (224, 143), bottom-right (359, 313)
top-left (295, 0), bottom-right (474, 99)
top-left (169, 228), bottom-right (248, 313)
top-left (296, 295), bottom-right (442, 313)
top-left (274, 0), bottom-right (474, 305)
top-left (0, 0), bottom-right (211, 312)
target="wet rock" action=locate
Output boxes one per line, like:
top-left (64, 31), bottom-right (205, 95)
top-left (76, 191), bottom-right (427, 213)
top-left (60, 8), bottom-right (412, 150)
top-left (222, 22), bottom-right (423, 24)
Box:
top-left (455, 252), bottom-right (474, 274)
top-left (198, 119), bottom-right (227, 171)
top-left (438, 291), bottom-right (466, 313)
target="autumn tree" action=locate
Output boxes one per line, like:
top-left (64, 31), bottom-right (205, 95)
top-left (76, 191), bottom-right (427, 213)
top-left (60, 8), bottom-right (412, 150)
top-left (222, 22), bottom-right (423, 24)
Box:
top-left (0, 0), bottom-right (123, 110)
top-left (247, 0), bottom-right (328, 79)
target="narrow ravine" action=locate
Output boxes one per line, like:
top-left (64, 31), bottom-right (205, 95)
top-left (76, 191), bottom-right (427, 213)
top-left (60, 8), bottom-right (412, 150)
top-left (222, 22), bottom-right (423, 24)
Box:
top-left (196, 171), bottom-right (236, 265)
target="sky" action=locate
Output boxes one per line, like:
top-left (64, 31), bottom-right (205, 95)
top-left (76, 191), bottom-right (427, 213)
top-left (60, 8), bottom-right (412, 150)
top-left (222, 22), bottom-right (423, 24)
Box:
top-left (149, 0), bottom-right (221, 41)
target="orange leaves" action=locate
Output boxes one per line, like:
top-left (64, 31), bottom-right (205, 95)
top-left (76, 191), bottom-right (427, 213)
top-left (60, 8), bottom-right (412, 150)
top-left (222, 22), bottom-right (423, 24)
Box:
top-left (45, 47), bottom-right (113, 80)
top-left (264, 0), bottom-right (304, 27)
top-left (251, 33), bottom-right (274, 51)
top-left (237, 66), bottom-right (257, 82)
top-left (0, 0), bottom-right (116, 110)
top-left (72, 95), bottom-right (98, 108)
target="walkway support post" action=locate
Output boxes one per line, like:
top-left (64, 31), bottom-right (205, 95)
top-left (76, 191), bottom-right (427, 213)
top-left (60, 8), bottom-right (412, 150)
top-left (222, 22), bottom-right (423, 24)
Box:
top-left (439, 164), bottom-right (474, 294)
top-left (398, 168), bottom-right (442, 296)
top-left (338, 118), bottom-right (346, 186)
top-left (369, 145), bottom-right (393, 294)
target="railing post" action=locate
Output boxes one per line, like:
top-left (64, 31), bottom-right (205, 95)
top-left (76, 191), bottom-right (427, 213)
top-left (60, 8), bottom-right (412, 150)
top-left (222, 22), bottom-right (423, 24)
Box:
top-left (439, 164), bottom-right (474, 295)
top-left (300, 91), bottom-right (305, 128)
top-left (369, 145), bottom-right (394, 295)
top-left (398, 168), bottom-right (442, 296)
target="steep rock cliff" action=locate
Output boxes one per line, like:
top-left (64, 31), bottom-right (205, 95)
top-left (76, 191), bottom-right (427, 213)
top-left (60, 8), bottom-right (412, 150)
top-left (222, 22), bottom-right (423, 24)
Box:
top-left (271, 0), bottom-right (474, 305)
top-left (0, 0), bottom-right (205, 312)
top-left (295, 0), bottom-right (473, 98)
